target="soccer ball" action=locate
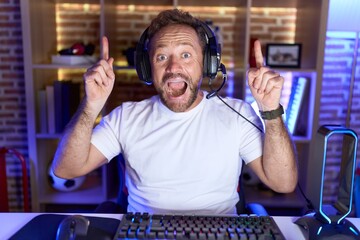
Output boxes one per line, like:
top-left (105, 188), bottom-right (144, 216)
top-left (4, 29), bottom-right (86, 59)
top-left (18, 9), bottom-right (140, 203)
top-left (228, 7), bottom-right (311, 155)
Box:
top-left (48, 167), bottom-right (86, 192)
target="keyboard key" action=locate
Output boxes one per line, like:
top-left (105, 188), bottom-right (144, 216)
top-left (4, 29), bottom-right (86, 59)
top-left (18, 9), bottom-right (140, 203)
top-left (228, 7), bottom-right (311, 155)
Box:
top-left (147, 231), bottom-right (156, 239)
top-left (216, 232), bottom-right (225, 240)
top-left (157, 231), bottom-right (166, 238)
top-left (257, 234), bottom-right (274, 240)
top-left (198, 232), bottom-right (207, 239)
top-left (207, 233), bottom-right (216, 239)
top-left (190, 232), bottom-right (197, 239)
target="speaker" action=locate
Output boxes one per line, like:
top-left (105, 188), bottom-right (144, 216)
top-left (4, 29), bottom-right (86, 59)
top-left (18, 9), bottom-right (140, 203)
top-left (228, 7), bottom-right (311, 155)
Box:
top-left (135, 21), bottom-right (221, 85)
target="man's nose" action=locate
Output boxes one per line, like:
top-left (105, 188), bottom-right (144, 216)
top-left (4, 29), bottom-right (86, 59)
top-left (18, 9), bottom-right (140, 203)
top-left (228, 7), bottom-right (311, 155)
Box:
top-left (165, 56), bottom-right (181, 72)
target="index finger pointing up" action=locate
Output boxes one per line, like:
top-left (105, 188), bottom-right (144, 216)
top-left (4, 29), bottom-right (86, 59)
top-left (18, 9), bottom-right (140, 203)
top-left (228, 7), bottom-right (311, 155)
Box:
top-left (254, 40), bottom-right (264, 68)
top-left (101, 36), bottom-right (109, 60)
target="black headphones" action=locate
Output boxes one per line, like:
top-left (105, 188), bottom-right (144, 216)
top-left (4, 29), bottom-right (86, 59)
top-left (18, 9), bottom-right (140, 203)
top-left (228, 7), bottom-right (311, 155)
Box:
top-left (135, 20), bottom-right (221, 85)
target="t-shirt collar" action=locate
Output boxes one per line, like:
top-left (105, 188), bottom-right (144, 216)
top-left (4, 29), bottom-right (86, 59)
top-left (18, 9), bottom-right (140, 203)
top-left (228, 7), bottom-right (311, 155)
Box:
top-left (157, 90), bottom-right (207, 117)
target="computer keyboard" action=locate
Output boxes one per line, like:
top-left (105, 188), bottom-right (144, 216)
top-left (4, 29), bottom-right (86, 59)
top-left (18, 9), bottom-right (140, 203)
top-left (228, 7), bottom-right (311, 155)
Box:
top-left (115, 212), bottom-right (285, 239)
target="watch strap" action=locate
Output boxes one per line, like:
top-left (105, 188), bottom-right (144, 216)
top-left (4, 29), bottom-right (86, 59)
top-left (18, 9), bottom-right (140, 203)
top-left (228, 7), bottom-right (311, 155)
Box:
top-left (259, 104), bottom-right (284, 120)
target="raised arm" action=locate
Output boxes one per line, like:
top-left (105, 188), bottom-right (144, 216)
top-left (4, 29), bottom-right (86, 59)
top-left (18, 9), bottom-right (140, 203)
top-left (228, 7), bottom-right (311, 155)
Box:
top-left (247, 40), bottom-right (298, 193)
top-left (52, 36), bottom-right (115, 179)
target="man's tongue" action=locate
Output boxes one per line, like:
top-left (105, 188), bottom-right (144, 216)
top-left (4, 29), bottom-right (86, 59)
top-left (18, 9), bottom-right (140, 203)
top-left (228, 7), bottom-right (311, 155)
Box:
top-left (168, 82), bottom-right (187, 97)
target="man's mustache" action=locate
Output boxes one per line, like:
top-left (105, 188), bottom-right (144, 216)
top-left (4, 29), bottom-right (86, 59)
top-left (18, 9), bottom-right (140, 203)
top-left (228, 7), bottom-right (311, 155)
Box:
top-left (162, 73), bottom-right (190, 83)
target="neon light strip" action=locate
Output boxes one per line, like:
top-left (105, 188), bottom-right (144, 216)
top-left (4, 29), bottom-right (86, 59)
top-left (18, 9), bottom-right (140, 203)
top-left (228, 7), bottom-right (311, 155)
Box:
top-left (318, 129), bottom-right (358, 224)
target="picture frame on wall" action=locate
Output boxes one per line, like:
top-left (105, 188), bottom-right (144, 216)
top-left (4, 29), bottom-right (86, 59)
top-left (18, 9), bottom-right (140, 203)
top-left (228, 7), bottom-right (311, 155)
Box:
top-left (265, 43), bottom-right (302, 68)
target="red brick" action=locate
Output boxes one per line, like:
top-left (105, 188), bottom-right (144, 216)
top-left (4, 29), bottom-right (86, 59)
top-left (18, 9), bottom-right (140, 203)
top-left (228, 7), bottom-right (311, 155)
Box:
top-left (0, 64), bottom-right (11, 70)
top-left (0, 22), bottom-right (18, 28)
top-left (116, 14), bottom-right (145, 21)
top-left (251, 18), bottom-right (277, 24)
top-left (281, 19), bottom-right (296, 24)
top-left (0, 6), bottom-right (19, 12)
top-left (273, 36), bottom-right (295, 42)
top-left (268, 11), bottom-right (296, 17)
top-left (0, 128), bottom-right (16, 134)
top-left (6, 136), bottom-right (28, 142)
top-left (58, 22), bottom-right (88, 28)
top-left (268, 26), bottom-right (296, 32)
top-left (0, 15), bottom-right (9, 21)
top-left (0, 38), bottom-right (22, 45)
top-left (2, 72), bottom-right (23, 79)
top-left (0, 48), bottom-right (10, 54)
top-left (0, 112), bottom-right (15, 118)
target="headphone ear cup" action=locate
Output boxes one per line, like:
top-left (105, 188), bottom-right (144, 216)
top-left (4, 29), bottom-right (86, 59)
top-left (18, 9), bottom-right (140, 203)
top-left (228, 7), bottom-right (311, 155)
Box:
top-left (135, 50), bottom-right (152, 85)
top-left (200, 21), bottom-right (220, 80)
top-left (203, 45), bottom-right (210, 78)
top-left (203, 40), bottom-right (219, 79)
top-left (208, 48), bottom-right (219, 78)
top-left (140, 51), bottom-right (152, 84)
top-left (135, 28), bottom-right (152, 85)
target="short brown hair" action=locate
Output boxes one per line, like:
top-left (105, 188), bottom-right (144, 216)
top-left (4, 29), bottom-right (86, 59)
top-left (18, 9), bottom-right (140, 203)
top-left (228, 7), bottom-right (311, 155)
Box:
top-left (147, 9), bottom-right (207, 52)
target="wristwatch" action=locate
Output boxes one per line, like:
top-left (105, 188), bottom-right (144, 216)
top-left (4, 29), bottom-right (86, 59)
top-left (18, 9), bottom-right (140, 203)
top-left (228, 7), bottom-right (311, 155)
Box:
top-left (259, 104), bottom-right (284, 120)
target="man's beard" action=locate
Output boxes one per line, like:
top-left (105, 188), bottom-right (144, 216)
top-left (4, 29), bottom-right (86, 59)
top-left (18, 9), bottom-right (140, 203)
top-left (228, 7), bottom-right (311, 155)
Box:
top-left (156, 72), bottom-right (200, 112)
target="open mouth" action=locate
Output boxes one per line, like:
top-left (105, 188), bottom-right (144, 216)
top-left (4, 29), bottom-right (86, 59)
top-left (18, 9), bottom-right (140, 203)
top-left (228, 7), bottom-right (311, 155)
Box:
top-left (167, 81), bottom-right (188, 97)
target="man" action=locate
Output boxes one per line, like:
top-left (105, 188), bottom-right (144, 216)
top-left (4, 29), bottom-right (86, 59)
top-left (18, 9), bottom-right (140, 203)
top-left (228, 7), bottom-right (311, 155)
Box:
top-left (52, 9), bottom-right (297, 214)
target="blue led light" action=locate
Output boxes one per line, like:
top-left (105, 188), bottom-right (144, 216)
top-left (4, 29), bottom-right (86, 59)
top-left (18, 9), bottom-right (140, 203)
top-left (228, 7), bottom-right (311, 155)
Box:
top-left (350, 226), bottom-right (359, 235)
top-left (317, 226), bottom-right (323, 235)
top-left (318, 127), bottom-right (358, 224)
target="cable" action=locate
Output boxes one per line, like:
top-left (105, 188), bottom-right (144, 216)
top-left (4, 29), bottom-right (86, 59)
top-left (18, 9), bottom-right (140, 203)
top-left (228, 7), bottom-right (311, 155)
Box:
top-left (206, 63), bottom-right (227, 99)
top-left (214, 92), bottom-right (264, 133)
top-left (297, 182), bottom-right (316, 213)
top-left (206, 63), bottom-right (263, 133)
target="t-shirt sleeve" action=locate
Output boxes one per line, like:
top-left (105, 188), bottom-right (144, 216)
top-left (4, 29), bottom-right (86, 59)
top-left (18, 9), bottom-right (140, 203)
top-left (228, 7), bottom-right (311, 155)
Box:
top-left (237, 102), bottom-right (264, 164)
top-left (91, 107), bottom-right (122, 162)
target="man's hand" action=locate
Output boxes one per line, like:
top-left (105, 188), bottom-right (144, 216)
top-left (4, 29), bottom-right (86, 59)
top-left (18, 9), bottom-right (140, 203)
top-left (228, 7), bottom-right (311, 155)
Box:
top-left (83, 36), bottom-right (115, 113)
top-left (247, 40), bottom-right (284, 111)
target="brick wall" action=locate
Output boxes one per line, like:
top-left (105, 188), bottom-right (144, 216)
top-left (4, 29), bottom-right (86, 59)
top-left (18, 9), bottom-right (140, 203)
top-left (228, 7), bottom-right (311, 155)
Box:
top-left (0, 0), bottom-right (29, 211)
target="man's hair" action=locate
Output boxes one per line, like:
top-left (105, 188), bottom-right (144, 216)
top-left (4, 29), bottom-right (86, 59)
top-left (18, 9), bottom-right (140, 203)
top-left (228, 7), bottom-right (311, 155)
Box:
top-left (147, 9), bottom-right (207, 52)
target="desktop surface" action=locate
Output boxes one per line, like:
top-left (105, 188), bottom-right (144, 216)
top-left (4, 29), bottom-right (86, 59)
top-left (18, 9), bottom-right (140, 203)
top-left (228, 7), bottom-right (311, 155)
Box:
top-left (1, 212), bottom-right (360, 240)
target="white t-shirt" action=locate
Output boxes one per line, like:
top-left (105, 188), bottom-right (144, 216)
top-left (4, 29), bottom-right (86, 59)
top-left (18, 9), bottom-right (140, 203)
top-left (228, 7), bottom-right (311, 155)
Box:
top-left (91, 91), bottom-right (263, 214)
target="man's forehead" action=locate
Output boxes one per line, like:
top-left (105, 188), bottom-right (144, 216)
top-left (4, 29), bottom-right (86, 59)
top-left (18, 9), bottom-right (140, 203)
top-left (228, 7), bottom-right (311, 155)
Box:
top-left (149, 24), bottom-right (201, 49)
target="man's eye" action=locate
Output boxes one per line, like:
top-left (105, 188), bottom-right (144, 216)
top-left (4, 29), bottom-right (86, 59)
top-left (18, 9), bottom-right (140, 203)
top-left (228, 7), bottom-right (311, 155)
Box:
top-left (182, 53), bottom-right (191, 59)
top-left (157, 55), bottom-right (167, 61)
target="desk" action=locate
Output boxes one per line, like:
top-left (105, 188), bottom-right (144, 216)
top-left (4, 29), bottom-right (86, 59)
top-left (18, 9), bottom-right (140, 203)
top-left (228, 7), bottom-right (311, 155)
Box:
top-left (1, 213), bottom-right (360, 240)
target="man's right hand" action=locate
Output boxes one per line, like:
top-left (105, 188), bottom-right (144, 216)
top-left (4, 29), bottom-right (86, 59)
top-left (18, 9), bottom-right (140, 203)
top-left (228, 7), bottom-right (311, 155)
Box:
top-left (83, 36), bottom-right (115, 113)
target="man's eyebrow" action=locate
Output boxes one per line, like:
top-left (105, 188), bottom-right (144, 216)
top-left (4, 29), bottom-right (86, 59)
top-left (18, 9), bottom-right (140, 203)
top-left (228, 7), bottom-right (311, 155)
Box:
top-left (154, 41), bottom-right (195, 50)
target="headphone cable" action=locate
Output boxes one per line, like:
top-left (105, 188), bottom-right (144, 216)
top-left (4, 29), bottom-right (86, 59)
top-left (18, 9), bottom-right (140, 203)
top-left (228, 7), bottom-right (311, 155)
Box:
top-left (213, 91), bottom-right (264, 133)
top-left (206, 62), bottom-right (263, 133)
top-left (297, 181), bottom-right (316, 213)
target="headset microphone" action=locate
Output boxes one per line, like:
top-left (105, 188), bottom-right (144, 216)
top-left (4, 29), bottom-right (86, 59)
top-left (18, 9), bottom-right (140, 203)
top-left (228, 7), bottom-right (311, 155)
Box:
top-left (206, 63), bottom-right (227, 99)
top-left (206, 91), bottom-right (217, 99)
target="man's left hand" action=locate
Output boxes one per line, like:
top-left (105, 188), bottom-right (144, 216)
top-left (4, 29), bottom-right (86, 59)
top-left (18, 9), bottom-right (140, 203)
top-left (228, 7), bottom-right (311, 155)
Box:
top-left (247, 40), bottom-right (284, 112)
